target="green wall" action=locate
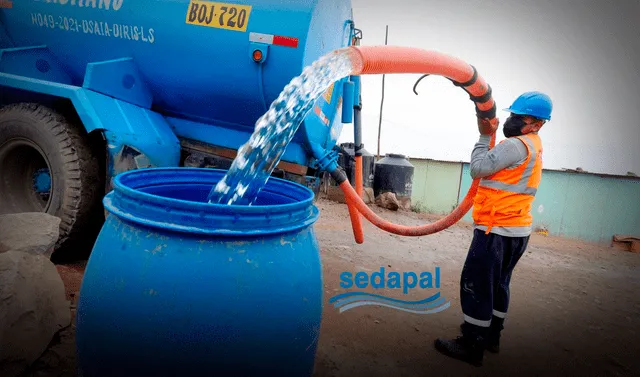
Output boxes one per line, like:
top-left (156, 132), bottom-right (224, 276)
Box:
top-left (409, 159), bottom-right (462, 215)
top-left (458, 163), bottom-right (640, 243)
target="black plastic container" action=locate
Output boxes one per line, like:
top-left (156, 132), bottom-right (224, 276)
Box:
top-left (340, 142), bottom-right (375, 188)
top-left (373, 154), bottom-right (414, 200)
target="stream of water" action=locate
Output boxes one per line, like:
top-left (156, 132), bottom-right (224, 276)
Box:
top-left (207, 49), bottom-right (354, 206)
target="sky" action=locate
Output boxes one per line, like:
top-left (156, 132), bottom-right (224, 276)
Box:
top-left (338, 0), bottom-right (640, 176)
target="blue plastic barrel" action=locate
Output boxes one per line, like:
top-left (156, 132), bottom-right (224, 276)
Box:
top-left (75, 168), bottom-right (322, 376)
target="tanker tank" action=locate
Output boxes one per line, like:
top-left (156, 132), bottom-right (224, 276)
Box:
top-left (0, 0), bottom-right (359, 253)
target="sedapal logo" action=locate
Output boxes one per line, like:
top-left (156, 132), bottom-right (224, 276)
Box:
top-left (329, 267), bottom-right (450, 314)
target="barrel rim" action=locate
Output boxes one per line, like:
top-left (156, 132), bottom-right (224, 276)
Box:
top-left (104, 167), bottom-right (319, 236)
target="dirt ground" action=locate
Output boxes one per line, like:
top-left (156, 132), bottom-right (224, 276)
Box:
top-left (25, 198), bottom-right (640, 377)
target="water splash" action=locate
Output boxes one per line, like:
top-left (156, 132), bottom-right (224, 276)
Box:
top-left (207, 48), bottom-right (355, 205)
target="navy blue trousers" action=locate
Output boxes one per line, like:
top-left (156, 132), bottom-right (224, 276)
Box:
top-left (459, 229), bottom-right (529, 339)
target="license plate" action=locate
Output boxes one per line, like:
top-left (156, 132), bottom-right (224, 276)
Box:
top-left (186, 1), bottom-right (252, 32)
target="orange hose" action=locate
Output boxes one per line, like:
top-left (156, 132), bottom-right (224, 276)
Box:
top-left (340, 133), bottom-right (495, 237)
top-left (347, 46), bottom-right (495, 115)
top-left (354, 156), bottom-right (364, 198)
top-left (338, 46), bottom-right (497, 238)
top-left (345, 193), bottom-right (364, 243)
top-left (351, 155), bottom-right (364, 243)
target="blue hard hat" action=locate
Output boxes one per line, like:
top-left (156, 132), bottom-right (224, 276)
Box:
top-left (504, 91), bottom-right (553, 121)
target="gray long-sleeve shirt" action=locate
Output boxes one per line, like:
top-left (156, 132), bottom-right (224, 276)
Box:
top-left (469, 135), bottom-right (532, 237)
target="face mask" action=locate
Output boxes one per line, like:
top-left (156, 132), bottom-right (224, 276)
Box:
top-left (503, 116), bottom-right (526, 138)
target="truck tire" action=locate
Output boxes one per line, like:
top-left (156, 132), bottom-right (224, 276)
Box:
top-left (0, 103), bottom-right (103, 256)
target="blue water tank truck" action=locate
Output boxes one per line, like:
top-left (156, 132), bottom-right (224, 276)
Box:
top-left (0, 0), bottom-right (362, 254)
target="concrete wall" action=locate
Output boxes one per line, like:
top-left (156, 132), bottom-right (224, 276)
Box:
top-left (409, 159), bottom-right (462, 215)
top-left (457, 163), bottom-right (640, 244)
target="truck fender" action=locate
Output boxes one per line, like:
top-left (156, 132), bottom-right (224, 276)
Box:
top-left (0, 72), bottom-right (181, 186)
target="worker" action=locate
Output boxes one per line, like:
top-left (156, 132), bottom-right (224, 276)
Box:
top-left (433, 91), bottom-right (553, 366)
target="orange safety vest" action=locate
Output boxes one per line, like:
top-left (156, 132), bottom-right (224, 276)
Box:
top-left (472, 133), bottom-right (543, 234)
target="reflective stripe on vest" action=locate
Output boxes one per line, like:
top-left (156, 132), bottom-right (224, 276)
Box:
top-left (479, 136), bottom-right (538, 196)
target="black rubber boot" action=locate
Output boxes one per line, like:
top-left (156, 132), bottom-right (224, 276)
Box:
top-left (487, 316), bottom-right (504, 354)
top-left (434, 323), bottom-right (486, 367)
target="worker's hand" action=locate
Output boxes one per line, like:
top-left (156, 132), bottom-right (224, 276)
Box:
top-left (477, 117), bottom-right (499, 135)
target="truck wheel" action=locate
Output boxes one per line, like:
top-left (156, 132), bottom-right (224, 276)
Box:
top-left (0, 103), bottom-right (103, 256)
